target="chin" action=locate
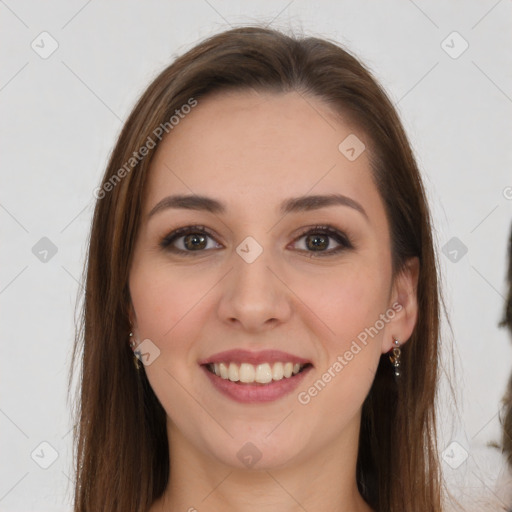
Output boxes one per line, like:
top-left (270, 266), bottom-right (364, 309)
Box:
top-left (205, 434), bottom-right (305, 472)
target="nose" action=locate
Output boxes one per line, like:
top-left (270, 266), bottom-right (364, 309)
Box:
top-left (217, 245), bottom-right (292, 332)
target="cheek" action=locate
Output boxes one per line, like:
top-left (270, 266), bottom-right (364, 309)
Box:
top-left (294, 272), bottom-right (385, 423)
top-left (290, 263), bottom-right (390, 404)
top-left (130, 262), bottom-right (213, 342)
top-left (129, 265), bottom-right (210, 415)
top-left (295, 263), bottom-right (390, 343)
top-left (129, 262), bottom-right (219, 402)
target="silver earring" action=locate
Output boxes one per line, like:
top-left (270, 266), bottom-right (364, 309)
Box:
top-left (389, 338), bottom-right (401, 378)
top-left (129, 332), bottom-right (141, 371)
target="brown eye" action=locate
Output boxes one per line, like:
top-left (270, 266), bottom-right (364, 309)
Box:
top-left (292, 225), bottom-right (353, 257)
top-left (160, 225), bottom-right (221, 255)
top-left (305, 233), bottom-right (329, 251)
top-left (182, 233), bottom-right (207, 250)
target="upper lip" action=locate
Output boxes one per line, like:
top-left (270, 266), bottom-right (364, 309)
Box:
top-left (199, 349), bottom-right (312, 366)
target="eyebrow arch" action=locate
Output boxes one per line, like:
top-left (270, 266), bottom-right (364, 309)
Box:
top-left (147, 193), bottom-right (369, 222)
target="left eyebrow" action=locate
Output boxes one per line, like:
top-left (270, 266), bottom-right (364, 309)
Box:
top-left (280, 193), bottom-right (369, 222)
top-left (147, 193), bottom-right (369, 222)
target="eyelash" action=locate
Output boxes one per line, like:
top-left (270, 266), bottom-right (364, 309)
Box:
top-left (159, 224), bottom-right (354, 258)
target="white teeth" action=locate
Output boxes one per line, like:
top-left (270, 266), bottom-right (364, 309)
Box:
top-left (255, 363), bottom-right (273, 384)
top-left (228, 362), bottom-right (239, 382)
top-left (209, 361), bottom-right (307, 384)
top-left (219, 362), bottom-right (229, 379)
top-left (239, 363), bottom-right (255, 383)
top-left (272, 362), bottom-right (284, 381)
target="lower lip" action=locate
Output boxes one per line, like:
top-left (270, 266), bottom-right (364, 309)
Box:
top-left (201, 364), bottom-right (313, 403)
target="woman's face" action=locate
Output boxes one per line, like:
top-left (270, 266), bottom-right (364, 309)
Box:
top-left (129, 90), bottom-right (417, 470)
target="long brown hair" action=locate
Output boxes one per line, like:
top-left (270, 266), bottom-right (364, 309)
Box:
top-left (69, 25), bottom-right (444, 511)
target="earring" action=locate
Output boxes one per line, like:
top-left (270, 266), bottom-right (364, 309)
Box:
top-left (389, 338), bottom-right (401, 378)
top-left (129, 332), bottom-right (142, 371)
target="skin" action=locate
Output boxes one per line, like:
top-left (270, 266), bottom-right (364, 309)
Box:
top-left (128, 89), bottom-right (419, 512)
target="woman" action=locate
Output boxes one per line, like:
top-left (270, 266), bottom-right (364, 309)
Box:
top-left (69, 25), bottom-right (445, 511)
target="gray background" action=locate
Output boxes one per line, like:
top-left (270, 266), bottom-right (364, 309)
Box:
top-left (1, 1), bottom-right (511, 510)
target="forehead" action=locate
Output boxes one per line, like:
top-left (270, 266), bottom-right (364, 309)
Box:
top-left (144, 89), bottom-right (384, 223)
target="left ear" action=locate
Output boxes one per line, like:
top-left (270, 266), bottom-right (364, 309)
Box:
top-left (382, 256), bottom-right (420, 354)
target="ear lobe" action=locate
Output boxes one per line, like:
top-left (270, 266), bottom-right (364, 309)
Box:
top-left (383, 256), bottom-right (420, 353)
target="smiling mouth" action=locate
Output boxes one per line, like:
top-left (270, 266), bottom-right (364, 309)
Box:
top-left (204, 361), bottom-right (313, 385)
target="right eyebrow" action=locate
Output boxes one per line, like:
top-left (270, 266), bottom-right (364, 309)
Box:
top-left (148, 194), bottom-right (224, 218)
